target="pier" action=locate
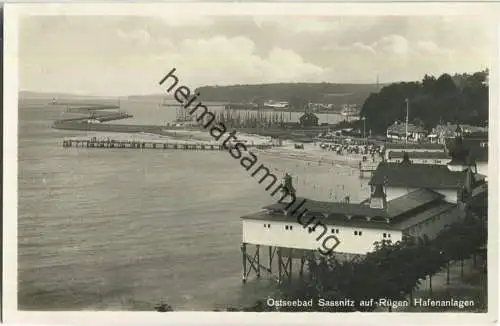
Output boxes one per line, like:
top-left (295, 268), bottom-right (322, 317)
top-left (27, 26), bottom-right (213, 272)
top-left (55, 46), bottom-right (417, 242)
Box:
top-left (61, 138), bottom-right (277, 151)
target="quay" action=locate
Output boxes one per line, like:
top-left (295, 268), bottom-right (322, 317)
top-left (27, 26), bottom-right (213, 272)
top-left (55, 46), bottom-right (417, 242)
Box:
top-left (61, 138), bottom-right (277, 151)
top-left (65, 105), bottom-right (121, 113)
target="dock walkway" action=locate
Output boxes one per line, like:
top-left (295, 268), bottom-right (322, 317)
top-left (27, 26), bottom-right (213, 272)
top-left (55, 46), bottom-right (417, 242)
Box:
top-left (61, 138), bottom-right (276, 151)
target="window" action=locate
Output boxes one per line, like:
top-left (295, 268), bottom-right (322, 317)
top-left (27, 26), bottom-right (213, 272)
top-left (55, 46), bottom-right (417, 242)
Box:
top-left (264, 224), bottom-right (271, 228)
top-left (388, 233), bottom-right (391, 238)
top-left (289, 225), bottom-right (293, 231)
top-left (383, 233), bottom-right (387, 238)
top-left (359, 231), bottom-right (363, 236)
top-left (354, 231), bottom-right (358, 235)
top-left (331, 228), bottom-right (339, 234)
top-left (308, 227), bottom-right (313, 233)
top-left (336, 229), bottom-right (339, 234)
top-left (285, 225), bottom-right (289, 230)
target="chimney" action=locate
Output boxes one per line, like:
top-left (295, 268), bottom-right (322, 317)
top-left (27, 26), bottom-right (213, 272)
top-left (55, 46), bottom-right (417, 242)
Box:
top-left (400, 152), bottom-right (411, 165)
top-left (464, 166), bottom-right (475, 194)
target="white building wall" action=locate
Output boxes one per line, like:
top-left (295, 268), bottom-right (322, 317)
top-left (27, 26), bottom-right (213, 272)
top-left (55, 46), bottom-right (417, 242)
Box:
top-left (386, 158), bottom-right (450, 165)
top-left (477, 162), bottom-right (488, 178)
top-left (384, 149), bottom-right (445, 160)
top-left (243, 219), bottom-right (403, 255)
top-left (385, 187), bottom-right (458, 203)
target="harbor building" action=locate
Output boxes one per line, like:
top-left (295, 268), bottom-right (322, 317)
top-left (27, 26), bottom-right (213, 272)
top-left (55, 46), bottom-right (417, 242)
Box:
top-left (240, 140), bottom-right (486, 283)
top-left (431, 123), bottom-right (488, 145)
top-left (384, 142), bottom-right (446, 157)
top-left (386, 121), bottom-right (427, 141)
top-left (386, 151), bottom-right (450, 165)
top-left (372, 132), bottom-right (487, 203)
top-left (445, 127), bottom-right (488, 177)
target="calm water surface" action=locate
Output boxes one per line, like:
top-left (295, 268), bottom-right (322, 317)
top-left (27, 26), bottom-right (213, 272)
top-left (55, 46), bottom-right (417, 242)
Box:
top-left (18, 98), bottom-right (368, 310)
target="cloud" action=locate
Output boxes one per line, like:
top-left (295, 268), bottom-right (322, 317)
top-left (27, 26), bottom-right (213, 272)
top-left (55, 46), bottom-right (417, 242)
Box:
top-left (154, 36), bottom-right (326, 87)
top-left (18, 15), bottom-right (492, 96)
top-left (416, 41), bottom-right (454, 56)
top-left (375, 35), bottom-right (410, 56)
top-left (323, 42), bottom-right (377, 55)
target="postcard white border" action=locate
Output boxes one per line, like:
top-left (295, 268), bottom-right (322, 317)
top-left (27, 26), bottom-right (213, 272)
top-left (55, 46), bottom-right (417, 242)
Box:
top-left (3, 2), bottom-right (499, 325)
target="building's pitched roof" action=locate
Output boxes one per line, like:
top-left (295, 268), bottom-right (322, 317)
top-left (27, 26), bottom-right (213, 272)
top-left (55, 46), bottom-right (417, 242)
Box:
top-left (262, 197), bottom-right (389, 218)
top-left (388, 151), bottom-right (450, 160)
top-left (387, 122), bottom-right (427, 135)
top-left (241, 191), bottom-right (453, 230)
top-left (240, 210), bottom-right (402, 230)
top-left (445, 137), bottom-right (488, 162)
top-left (434, 124), bottom-right (488, 137)
top-left (386, 189), bottom-right (444, 217)
top-left (369, 162), bottom-right (469, 189)
top-left (392, 202), bottom-right (456, 230)
top-left (242, 189), bottom-right (451, 230)
top-left (385, 143), bottom-right (445, 150)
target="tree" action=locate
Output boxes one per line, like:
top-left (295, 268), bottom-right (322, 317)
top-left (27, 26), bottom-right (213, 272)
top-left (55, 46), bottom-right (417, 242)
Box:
top-left (253, 214), bottom-right (487, 313)
top-left (359, 70), bottom-right (489, 135)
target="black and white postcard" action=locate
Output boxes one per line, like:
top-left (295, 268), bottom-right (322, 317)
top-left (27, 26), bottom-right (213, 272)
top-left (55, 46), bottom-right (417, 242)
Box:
top-left (2, 2), bottom-right (498, 325)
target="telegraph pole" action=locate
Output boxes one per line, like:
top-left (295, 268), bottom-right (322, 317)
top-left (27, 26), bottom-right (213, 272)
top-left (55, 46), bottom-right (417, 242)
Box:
top-left (405, 98), bottom-right (409, 144)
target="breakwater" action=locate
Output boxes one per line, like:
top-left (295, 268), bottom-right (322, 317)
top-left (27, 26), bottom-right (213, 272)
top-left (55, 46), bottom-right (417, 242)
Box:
top-left (66, 105), bottom-right (121, 114)
top-left (52, 104), bottom-right (134, 129)
top-left (61, 138), bottom-right (276, 151)
top-left (54, 121), bottom-right (161, 133)
top-left (55, 112), bottom-right (133, 124)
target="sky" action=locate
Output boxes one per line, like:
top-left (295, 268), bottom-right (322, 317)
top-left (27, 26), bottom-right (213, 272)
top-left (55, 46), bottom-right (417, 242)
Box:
top-left (19, 15), bottom-right (493, 96)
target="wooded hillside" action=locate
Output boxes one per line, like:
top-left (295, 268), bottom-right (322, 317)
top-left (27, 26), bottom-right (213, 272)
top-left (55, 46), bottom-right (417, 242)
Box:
top-left (359, 70), bottom-right (489, 134)
top-left (194, 83), bottom-right (382, 108)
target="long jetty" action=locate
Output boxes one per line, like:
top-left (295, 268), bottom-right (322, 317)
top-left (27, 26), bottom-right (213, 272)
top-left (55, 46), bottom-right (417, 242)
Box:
top-left (61, 138), bottom-right (276, 151)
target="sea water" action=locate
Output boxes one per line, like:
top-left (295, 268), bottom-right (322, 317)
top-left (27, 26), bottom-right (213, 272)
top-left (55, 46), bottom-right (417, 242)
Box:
top-left (17, 98), bottom-right (369, 310)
